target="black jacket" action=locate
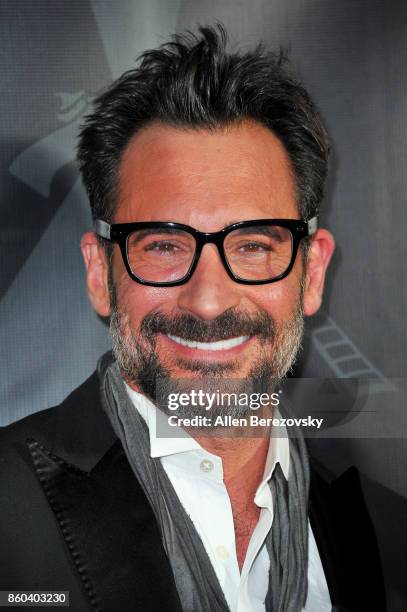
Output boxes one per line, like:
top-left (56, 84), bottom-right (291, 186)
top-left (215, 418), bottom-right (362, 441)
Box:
top-left (0, 371), bottom-right (386, 612)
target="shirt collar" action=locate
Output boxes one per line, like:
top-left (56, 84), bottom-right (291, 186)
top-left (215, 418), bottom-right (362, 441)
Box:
top-left (125, 383), bottom-right (200, 457)
top-left (125, 383), bottom-right (290, 481)
top-left (261, 415), bottom-right (290, 483)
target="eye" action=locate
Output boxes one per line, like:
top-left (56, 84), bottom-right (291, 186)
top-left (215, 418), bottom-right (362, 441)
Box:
top-left (144, 240), bottom-right (180, 253)
top-left (237, 241), bottom-right (272, 253)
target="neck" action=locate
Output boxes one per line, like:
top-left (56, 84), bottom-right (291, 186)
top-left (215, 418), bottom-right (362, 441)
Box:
top-left (125, 375), bottom-right (271, 489)
top-left (195, 428), bottom-right (271, 571)
top-left (195, 429), bottom-right (270, 488)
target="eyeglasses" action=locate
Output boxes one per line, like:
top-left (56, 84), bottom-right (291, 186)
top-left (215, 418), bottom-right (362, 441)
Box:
top-left (95, 217), bottom-right (318, 287)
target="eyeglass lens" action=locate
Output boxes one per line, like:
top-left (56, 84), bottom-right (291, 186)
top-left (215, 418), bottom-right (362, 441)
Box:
top-left (126, 225), bottom-right (293, 283)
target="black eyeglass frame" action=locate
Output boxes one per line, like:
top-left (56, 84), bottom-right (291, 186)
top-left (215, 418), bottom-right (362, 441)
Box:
top-left (94, 216), bottom-right (318, 287)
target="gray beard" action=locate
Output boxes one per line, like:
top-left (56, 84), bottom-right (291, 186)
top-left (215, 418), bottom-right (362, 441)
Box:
top-left (109, 282), bottom-right (304, 423)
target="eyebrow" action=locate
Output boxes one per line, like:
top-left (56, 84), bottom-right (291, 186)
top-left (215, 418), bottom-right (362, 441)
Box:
top-left (224, 219), bottom-right (288, 228)
top-left (230, 225), bottom-right (284, 240)
top-left (128, 227), bottom-right (189, 244)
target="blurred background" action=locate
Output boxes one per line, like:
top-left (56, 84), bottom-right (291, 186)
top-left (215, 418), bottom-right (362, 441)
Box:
top-left (1, 1), bottom-right (406, 609)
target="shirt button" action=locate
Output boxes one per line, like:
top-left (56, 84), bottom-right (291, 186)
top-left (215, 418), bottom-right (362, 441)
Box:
top-left (200, 459), bottom-right (214, 473)
top-left (215, 545), bottom-right (230, 560)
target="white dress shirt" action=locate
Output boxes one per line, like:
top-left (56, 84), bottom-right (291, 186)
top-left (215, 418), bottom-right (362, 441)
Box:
top-left (125, 385), bottom-right (331, 612)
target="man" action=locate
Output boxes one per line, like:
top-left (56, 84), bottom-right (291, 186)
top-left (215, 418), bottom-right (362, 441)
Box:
top-left (0, 25), bottom-right (386, 612)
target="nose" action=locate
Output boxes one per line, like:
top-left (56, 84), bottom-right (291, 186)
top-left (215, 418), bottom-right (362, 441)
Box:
top-left (176, 244), bottom-right (242, 320)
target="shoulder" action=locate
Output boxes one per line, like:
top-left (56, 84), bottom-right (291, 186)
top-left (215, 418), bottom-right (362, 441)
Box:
top-left (0, 370), bottom-right (115, 595)
top-left (0, 370), bottom-right (116, 472)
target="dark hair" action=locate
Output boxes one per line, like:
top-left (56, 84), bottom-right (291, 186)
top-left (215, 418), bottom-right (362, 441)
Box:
top-left (77, 23), bottom-right (329, 230)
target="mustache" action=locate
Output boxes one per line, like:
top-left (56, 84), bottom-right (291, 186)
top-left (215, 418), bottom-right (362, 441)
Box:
top-left (139, 309), bottom-right (276, 343)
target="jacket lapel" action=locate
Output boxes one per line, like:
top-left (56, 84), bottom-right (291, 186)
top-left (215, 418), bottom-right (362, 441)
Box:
top-left (27, 437), bottom-right (182, 612)
top-left (309, 458), bottom-right (386, 612)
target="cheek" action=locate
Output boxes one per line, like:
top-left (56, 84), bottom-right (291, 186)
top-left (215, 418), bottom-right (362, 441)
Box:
top-left (112, 246), bottom-right (180, 315)
top-left (247, 275), bottom-right (302, 320)
top-left (115, 273), bottom-right (180, 327)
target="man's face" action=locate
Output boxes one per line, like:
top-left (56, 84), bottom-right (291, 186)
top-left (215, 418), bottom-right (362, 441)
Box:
top-left (82, 119), bottom-right (334, 400)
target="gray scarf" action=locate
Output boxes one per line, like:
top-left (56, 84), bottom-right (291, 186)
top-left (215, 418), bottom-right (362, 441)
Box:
top-left (98, 353), bottom-right (310, 612)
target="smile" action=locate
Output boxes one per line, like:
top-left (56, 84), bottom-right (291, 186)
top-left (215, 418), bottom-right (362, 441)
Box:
top-left (166, 334), bottom-right (250, 351)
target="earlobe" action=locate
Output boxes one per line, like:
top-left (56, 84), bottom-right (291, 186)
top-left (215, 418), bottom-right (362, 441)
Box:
top-left (303, 229), bottom-right (335, 316)
top-left (80, 232), bottom-right (111, 317)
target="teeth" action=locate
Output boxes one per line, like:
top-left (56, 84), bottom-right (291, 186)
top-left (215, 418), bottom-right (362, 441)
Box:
top-left (167, 334), bottom-right (250, 351)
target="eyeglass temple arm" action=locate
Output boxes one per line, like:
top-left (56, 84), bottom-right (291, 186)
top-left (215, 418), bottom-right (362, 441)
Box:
top-left (94, 219), bottom-right (111, 240)
top-left (307, 216), bottom-right (318, 236)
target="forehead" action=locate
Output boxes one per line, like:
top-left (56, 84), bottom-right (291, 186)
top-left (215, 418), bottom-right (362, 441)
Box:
top-left (116, 120), bottom-right (298, 225)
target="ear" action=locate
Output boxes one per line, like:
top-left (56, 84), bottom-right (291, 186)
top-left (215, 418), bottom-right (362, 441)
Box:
top-left (80, 232), bottom-right (111, 317)
top-left (302, 229), bottom-right (335, 316)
